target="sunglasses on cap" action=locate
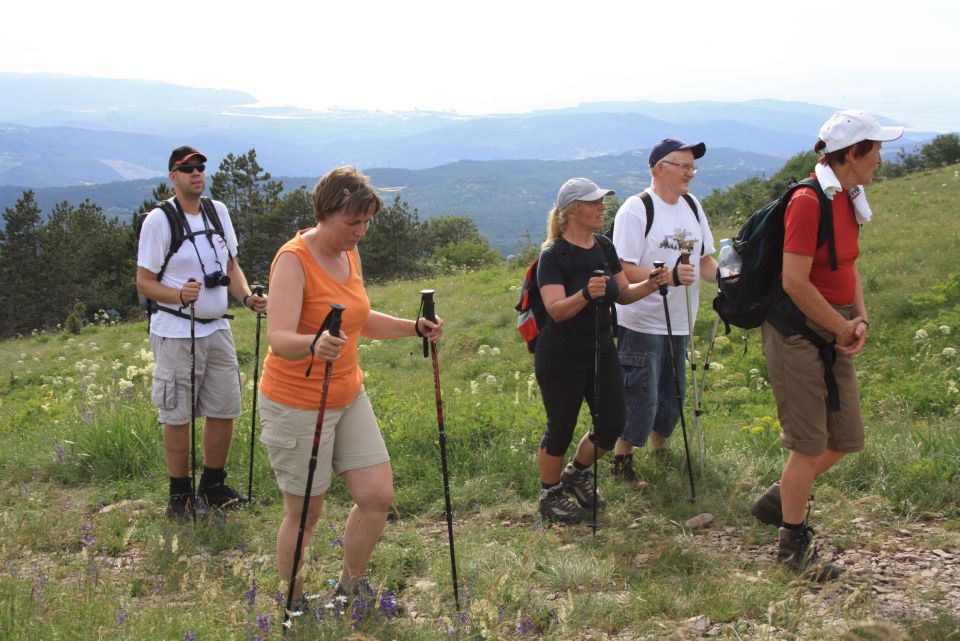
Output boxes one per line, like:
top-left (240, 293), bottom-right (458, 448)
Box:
top-left (173, 164), bottom-right (205, 174)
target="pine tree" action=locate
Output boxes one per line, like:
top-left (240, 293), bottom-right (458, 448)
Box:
top-left (0, 191), bottom-right (44, 335)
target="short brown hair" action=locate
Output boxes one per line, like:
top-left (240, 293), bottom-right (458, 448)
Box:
top-left (815, 139), bottom-right (876, 166)
top-left (312, 166), bottom-right (383, 223)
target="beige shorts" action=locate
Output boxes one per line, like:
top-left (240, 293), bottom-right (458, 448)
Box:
top-left (150, 330), bottom-right (241, 425)
top-left (258, 388), bottom-right (389, 496)
top-left (762, 306), bottom-right (864, 457)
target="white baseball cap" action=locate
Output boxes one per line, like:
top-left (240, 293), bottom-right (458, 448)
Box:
top-left (818, 109), bottom-right (904, 153)
top-left (556, 177), bottom-right (615, 210)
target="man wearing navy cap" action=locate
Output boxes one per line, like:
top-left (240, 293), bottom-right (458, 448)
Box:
top-left (609, 139), bottom-right (718, 480)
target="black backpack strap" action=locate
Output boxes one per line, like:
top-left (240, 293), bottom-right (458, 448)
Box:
top-left (638, 192), bottom-right (655, 238)
top-left (153, 305), bottom-right (235, 323)
top-left (199, 198), bottom-right (234, 260)
top-left (155, 200), bottom-right (189, 282)
top-left (681, 194), bottom-right (705, 256)
top-left (593, 233), bottom-right (619, 268)
top-left (797, 178), bottom-right (837, 271)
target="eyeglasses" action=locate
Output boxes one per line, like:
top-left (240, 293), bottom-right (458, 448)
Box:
top-left (661, 160), bottom-right (698, 174)
top-left (174, 164), bottom-right (205, 174)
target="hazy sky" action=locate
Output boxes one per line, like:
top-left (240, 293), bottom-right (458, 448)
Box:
top-left (4, 0), bottom-right (959, 131)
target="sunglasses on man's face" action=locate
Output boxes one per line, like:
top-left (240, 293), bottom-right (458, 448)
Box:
top-left (174, 164), bottom-right (205, 174)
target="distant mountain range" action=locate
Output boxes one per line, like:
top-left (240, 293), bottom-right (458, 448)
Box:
top-left (0, 73), bottom-right (943, 251)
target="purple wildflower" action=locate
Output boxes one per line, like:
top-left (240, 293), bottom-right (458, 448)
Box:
top-left (116, 602), bottom-right (128, 625)
top-left (377, 590), bottom-right (396, 621)
top-left (32, 574), bottom-right (47, 599)
top-left (497, 604), bottom-right (506, 621)
top-left (257, 613), bottom-right (270, 633)
top-left (330, 537), bottom-right (343, 548)
top-left (273, 591), bottom-right (284, 608)
top-left (54, 442), bottom-right (65, 463)
top-left (517, 615), bottom-right (534, 634)
top-left (80, 524), bottom-right (95, 550)
top-left (151, 574), bottom-right (163, 595)
top-left (351, 594), bottom-right (367, 629)
top-left (244, 577), bottom-right (259, 611)
top-left (183, 632), bottom-right (195, 641)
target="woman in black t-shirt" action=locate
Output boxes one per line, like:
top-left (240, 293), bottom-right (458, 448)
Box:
top-left (535, 177), bottom-right (668, 524)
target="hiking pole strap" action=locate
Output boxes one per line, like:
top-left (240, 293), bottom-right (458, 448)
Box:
top-left (419, 289), bottom-right (436, 358)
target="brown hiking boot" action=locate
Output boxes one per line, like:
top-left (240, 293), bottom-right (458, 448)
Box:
top-left (750, 481), bottom-right (783, 527)
top-left (777, 525), bottom-right (843, 583)
top-left (610, 453), bottom-right (640, 482)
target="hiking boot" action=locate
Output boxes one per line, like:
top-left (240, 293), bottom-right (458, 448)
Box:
top-left (750, 481), bottom-right (783, 527)
top-left (777, 525), bottom-right (843, 583)
top-left (560, 463), bottom-right (606, 509)
top-left (166, 492), bottom-right (195, 519)
top-left (199, 478), bottom-right (247, 510)
top-left (539, 485), bottom-right (589, 523)
top-left (750, 481), bottom-right (813, 528)
top-left (610, 453), bottom-right (640, 482)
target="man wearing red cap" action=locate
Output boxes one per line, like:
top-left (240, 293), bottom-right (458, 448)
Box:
top-left (137, 146), bottom-right (267, 518)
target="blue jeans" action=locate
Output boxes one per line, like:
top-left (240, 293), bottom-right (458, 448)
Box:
top-left (617, 328), bottom-right (688, 447)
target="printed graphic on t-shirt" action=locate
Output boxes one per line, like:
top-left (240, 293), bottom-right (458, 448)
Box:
top-left (658, 227), bottom-right (700, 255)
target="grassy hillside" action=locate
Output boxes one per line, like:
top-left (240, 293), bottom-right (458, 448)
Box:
top-left (0, 166), bottom-right (958, 640)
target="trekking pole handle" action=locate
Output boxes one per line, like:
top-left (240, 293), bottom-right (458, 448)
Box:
top-left (186, 278), bottom-right (197, 307)
top-left (253, 284), bottom-right (265, 297)
top-left (420, 289), bottom-right (436, 358)
top-left (591, 269), bottom-right (605, 305)
top-left (679, 252), bottom-right (691, 265)
top-left (653, 261), bottom-right (668, 296)
top-left (327, 304), bottom-right (344, 337)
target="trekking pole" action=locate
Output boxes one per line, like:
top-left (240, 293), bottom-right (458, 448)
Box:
top-left (188, 277), bottom-right (198, 523)
top-left (653, 261), bottom-right (697, 502)
top-left (590, 269), bottom-right (604, 536)
top-left (695, 314), bottom-right (721, 425)
top-left (419, 289), bottom-right (461, 612)
top-left (678, 252), bottom-right (705, 481)
top-left (284, 304), bottom-right (345, 626)
top-left (247, 284), bottom-right (265, 503)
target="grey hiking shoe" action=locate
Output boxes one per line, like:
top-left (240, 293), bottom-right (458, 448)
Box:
top-left (610, 453), bottom-right (641, 482)
top-left (777, 525), bottom-right (843, 583)
top-left (560, 463), bottom-right (606, 509)
top-left (320, 577), bottom-right (406, 619)
top-left (539, 485), bottom-right (589, 523)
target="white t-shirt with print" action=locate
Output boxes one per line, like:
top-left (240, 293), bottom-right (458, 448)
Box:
top-left (137, 199), bottom-right (239, 338)
top-left (612, 188), bottom-right (715, 335)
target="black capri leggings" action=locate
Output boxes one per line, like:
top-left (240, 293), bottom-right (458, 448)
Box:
top-left (534, 327), bottom-right (626, 457)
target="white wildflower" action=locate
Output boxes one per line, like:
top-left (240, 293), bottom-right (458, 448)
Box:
top-left (749, 368), bottom-right (760, 376)
top-left (117, 379), bottom-right (134, 392)
top-left (939, 325), bottom-right (951, 335)
top-left (709, 362), bottom-right (724, 371)
top-left (58, 356), bottom-right (65, 362)
top-left (19, 353), bottom-right (26, 360)
top-left (470, 380), bottom-right (479, 395)
top-left (484, 374), bottom-right (497, 385)
top-left (122, 343), bottom-right (131, 350)
top-left (943, 347), bottom-right (957, 358)
top-left (914, 329), bottom-right (929, 341)
top-left (490, 347), bottom-right (501, 356)
top-left (75, 361), bottom-right (87, 373)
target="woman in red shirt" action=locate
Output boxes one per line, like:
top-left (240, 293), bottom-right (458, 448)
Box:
top-left (750, 110), bottom-right (903, 581)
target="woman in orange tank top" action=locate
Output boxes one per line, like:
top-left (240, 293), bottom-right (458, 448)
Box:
top-left (258, 166), bottom-right (443, 613)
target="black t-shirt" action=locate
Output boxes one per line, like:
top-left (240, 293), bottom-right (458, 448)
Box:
top-left (536, 236), bottom-right (622, 336)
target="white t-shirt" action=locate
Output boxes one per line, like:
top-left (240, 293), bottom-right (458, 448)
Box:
top-left (612, 188), bottom-right (715, 335)
top-left (137, 199), bottom-right (239, 338)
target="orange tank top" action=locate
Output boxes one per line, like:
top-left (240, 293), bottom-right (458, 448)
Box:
top-left (259, 231), bottom-right (371, 409)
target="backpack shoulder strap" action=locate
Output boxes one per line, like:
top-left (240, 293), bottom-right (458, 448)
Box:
top-left (638, 191), bottom-right (655, 238)
top-left (795, 178), bottom-right (837, 271)
top-left (680, 193), bottom-right (705, 255)
top-left (154, 200), bottom-right (188, 282)
top-left (199, 197), bottom-right (234, 260)
top-left (594, 233), bottom-right (619, 268)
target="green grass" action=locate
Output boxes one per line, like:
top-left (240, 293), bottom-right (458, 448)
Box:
top-left (0, 165), bottom-right (958, 639)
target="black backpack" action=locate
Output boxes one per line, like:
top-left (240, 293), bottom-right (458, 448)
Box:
top-left (135, 197), bottom-right (232, 327)
top-left (515, 234), bottom-right (618, 353)
top-left (712, 177), bottom-right (844, 410)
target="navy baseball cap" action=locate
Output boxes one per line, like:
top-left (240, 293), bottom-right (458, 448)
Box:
top-left (648, 139), bottom-right (706, 167)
